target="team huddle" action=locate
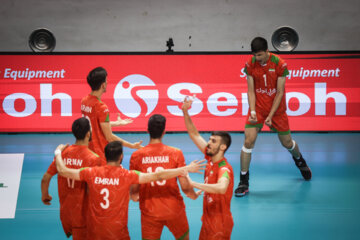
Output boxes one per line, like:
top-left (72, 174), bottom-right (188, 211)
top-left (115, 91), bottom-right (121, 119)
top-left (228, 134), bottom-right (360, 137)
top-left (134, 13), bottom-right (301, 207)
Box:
top-left (40, 37), bottom-right (311, 240)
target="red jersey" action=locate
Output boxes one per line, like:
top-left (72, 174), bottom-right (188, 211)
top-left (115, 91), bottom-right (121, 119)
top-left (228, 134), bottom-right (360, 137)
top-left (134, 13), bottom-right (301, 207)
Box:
top-left (244, 52), bottom-right (289, 113)
top-left (46, 145), bottom-right (102, 234)
top-left (81, 94), bottom-right (110, 161)
top-left (130, 143), bottom-right (186, 220)
top-left (79, 165), bottom-right (140, 240)
top-left (201, 155), bottom-right (234, 238)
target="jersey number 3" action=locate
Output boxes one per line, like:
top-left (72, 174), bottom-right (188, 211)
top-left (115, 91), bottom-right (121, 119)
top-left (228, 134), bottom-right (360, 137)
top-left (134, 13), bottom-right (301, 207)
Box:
top-left (100, 188), bottom-right (110, 209)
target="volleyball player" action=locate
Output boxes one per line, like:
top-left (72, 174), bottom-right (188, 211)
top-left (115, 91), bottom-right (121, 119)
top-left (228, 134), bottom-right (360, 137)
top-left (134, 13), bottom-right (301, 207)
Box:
top-left (234, 37), bottom-right (312, 197)
top-left (130, 114), bottom-right (199, 240)
top-left (81, 67), bottom-right (142, 161)
top-left (41, 117), bottom-right (102, 239)
top-left (182, 98), bottom-right (234, 240)
top-left (53, 141), bottom-right (205, 239)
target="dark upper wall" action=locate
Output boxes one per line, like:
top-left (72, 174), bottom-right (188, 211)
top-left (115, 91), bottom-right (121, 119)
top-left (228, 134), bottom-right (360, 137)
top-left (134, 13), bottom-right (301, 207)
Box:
top-left (0, 0), bottom-right (359, 52)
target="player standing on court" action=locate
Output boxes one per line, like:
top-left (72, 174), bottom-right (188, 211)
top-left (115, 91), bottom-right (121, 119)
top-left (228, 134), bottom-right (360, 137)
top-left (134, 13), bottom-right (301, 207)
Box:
top-left (129, 114), bottom-right (199, 240)
top-left (182, 97), bottom-right (234, 240)
top-left (41, 117), bottom-right (102, 239)
top-left (81, 67), bottom-right (142, 161)
top-left (53, 141), bottom-right (206, 240)
top-left (234, 37), bottom-right (312, 197)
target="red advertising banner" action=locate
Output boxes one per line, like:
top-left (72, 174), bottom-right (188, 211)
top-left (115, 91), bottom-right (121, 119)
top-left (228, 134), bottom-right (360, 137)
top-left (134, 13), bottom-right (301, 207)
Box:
top-left (0, 53), bottom-right (359, 132)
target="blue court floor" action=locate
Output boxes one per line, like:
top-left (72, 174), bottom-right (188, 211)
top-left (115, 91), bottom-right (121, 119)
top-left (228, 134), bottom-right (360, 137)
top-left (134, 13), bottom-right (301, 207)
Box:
top-left (0, 132), bottom-right (360, 240)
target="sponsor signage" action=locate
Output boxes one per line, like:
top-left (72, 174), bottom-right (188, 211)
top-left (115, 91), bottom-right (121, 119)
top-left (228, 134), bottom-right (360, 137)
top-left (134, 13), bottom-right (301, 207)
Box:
top-left (0, 154), bottom-right (24, 219)
top-left (0, 53), bottom-right (359, 132)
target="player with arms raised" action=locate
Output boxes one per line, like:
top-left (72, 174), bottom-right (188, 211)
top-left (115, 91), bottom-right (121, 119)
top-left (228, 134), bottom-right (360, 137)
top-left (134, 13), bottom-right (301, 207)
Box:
top-left (53, 141), bottom-right (205, 239)
top-left (182, 97), bottom-right (234, 240)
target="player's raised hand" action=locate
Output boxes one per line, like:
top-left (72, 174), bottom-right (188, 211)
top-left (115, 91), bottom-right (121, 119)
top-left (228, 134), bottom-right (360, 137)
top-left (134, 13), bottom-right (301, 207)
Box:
top-left (42, 193), bottom-right (52, 205)
top-left (195, 190), bottom-right (203, 196)
top-left (114, 113), bottom-right (133, 126)
top-left (186, 159), bottom-right (207, 173)
top-left (133, 140), bottom-right (144, 149)
top-left (182, 95), bottom-right (195, 111)
top-left (56, 143), bottom-right (69, 153)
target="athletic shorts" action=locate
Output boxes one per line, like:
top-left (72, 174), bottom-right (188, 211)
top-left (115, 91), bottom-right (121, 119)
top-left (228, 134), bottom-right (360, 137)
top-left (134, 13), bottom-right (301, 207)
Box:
top-left (60, 220), bottom-right (86, 239)
top-left (199, 214), bottom-right (233, 240)
top-left (141, 210), bottom-right (189, 240)
top-left (245, 109), bottom-right (290, 134)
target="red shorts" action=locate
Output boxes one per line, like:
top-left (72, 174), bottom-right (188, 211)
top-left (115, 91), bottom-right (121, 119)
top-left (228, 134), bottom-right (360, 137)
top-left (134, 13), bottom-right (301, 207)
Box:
top-left (199, 214), bottom-right (233, 240)
top-left (60, 220), bottom-right (86, 239)
top-left (245, 109), bottom-right (290, 134)
top-left (141, 210), bottom-right (189, 240)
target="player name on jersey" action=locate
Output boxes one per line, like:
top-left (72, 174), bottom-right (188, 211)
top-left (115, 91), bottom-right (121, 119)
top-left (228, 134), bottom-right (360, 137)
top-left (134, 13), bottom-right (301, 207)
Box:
top-left (81, 104), bottom-right (92, 113)
top-left (63, 158), bottom-right (83, 167)
top-left (142, 156), bottom-right (169, 164)
top-left (94, 177), bottom-right (120, 186)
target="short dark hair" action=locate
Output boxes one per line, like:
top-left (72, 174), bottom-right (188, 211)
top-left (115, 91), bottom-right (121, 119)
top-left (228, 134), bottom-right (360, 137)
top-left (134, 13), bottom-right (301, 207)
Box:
top-left (148, 114), bottom-right (166, 139)
top-left (105, 141), bottom-right (123, 162)
top-left (251, 37), bottom-right (268, 53)
top-left (72, 117), bottom-right (90, 140)
top-left (87, 67), bottom-right (107, 91)
top-left (211, 131), bottom-right (232, 152)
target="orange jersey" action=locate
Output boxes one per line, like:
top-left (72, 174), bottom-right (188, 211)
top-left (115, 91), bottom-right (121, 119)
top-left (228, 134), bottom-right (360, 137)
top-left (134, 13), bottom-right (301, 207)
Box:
top-left (46, 145), bottom-right (102, 234)
top-left (81, 94), bottom-right (110, 160)
top-left (79, 165), bottom-right (140, 240)
top-left (201, 155), bottom-right (234, 239)
top-left (244, 52), bottom-right (289, 113)
top-left (130, 143), bottom-right (186, 220)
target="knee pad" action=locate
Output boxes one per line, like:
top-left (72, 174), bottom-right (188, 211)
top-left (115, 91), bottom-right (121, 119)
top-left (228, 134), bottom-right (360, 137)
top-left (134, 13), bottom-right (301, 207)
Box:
top-left (242, 145), bottom-right (253, 153)
top-left (288, 140), bottom-right (296, 151)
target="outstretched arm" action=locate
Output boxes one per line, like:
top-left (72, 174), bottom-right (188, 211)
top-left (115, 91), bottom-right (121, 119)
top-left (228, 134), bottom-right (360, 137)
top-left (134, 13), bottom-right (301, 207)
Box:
top-left (54, 144), bottom-right (81, 181)
top-left (41, 173), bottom-right (53, 205)
top-left (186, 174), bottom-right (230, 194)
top-left (110, 113), bottom-right (133, 127)
top-left (100, 122), bottom-right (143, 149)
top-left (181, 97), bottom-right (208, 153)
top-left (178, 176), bottom-right (202, 200)
top-left (138, 159), bottom-right (206, 184)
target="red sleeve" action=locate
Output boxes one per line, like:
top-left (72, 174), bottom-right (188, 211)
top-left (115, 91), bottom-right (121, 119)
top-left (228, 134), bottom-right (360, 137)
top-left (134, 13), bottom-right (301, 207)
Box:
top-left (46, 158), bottom-right (57, 176)
top-left (244, 57), bottom-right (254, 76)
top-left (79, 167), bottom-right (92, 183)
top-left (217, 166), bottom-right (231, 181)
top-left (88, 151), bottom-right (103, 167)
top-left (129, 152), bottom-right (138, 171)
top-left (276, 57), bottom-right (289, 77)
top-left (97, 102), bottom-right (110, 123)
top-left (128, 170), bottom-right (140, 185)
top-left (176, 150), bottom-right (186, 168)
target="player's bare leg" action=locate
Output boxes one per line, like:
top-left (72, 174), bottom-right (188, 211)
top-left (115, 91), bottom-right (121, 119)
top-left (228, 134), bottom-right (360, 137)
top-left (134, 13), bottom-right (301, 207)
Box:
top-left (235, 127), bottom-right (259, 197)
top-left (278, 133), bottom-right (312, 180)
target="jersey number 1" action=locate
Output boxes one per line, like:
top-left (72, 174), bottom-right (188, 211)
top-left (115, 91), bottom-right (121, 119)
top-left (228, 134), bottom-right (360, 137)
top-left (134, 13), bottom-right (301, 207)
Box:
top-left (263, 74), bottom-right (267, 87)
top-left (147, 167), bottom-right (166, 186)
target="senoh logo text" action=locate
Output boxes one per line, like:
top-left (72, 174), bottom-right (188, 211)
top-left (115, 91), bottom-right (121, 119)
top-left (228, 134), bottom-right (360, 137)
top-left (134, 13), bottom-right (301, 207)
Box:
top-left (1, 75), bottom-right (346, 118)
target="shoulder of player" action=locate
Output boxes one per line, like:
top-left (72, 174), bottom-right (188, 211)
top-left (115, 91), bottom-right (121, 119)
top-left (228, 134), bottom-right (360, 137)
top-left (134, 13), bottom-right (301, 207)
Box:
top-left (166, 145), bottom-right (182, 153)
top-left (269, 52), bottom-right (285, 65)
top-left (217, 159), bottom-right (233, 170)
top-left (246, 56), bottom-right (256, 66)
